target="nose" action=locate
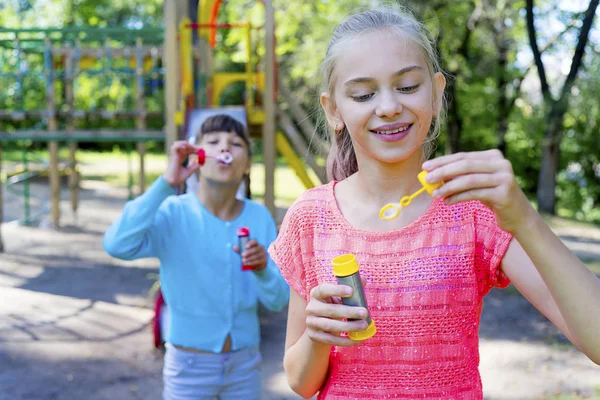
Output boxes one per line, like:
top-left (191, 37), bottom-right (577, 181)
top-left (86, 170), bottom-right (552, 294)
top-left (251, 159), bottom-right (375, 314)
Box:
top-left (220, 141), bottom-right (231, 153)
top-left (375, 89), bottom-right (403, 118)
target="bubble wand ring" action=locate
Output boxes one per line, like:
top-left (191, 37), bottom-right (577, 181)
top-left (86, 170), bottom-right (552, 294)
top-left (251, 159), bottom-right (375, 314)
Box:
top-left (379, 171), bottom-right (444, 221)
top-left (196, 149), bottom-right (233, 165)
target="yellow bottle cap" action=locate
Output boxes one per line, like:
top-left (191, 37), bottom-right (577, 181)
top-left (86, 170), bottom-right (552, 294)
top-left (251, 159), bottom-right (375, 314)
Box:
top-left (417, 170), bottom-right (443, 195)
top-left (348, 319), bottom-right (377, 341)
top-left (332, 254), bottom-right (359, 277)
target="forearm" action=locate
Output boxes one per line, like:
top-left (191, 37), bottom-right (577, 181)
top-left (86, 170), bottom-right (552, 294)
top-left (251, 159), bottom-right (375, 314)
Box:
top-left (284, 331), bottom-right (332, 398)
top-left (103, 177), bottom-right (174, 259)
top-left (514, 209), bottom-right (600, 363)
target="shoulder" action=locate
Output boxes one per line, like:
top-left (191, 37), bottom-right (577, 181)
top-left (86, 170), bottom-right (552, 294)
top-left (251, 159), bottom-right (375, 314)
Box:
top-left (431, 199), bottom-right (492, 223)
top-left (160, 192), bottom-right (193, 211)
top-left (285, 182), bottom-right (335, 221)
top-left (434, 200), bottom-right (507, 241)
top-left (451, 200), bottom-right (499, 227)
top-left (158, 193), bottom-right (188, 213)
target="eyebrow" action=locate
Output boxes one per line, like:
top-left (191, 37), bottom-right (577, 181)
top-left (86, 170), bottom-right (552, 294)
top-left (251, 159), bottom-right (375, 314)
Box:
top-left (344, 65), bottom-right (424, 86)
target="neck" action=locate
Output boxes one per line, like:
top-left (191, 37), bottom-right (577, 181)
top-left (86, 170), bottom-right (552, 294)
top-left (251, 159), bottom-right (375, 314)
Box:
top-left (352, 151), bottom-right (425, 205)
top-left (196, 178), bottom-right (242, 220)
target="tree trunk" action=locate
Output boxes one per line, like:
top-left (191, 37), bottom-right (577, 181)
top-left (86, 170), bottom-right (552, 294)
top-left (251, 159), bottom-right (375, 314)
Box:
top-left (537, 134), bottom-right (559, 214)
top-left (528, 0), bottom-right (599, 215)
top-left (536, 107), bottom-right (564, 214)
top-left (497, 116), bottom-right (509, 155)
top-left (496, 20), bottom-right (510, 155)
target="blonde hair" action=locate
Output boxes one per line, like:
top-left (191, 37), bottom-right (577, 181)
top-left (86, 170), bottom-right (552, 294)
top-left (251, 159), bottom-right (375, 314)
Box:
top-left (322, 6), bottom-right (446, 181)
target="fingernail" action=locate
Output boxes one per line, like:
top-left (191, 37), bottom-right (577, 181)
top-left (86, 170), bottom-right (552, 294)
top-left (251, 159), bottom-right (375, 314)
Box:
top-left (422, 161), bottom-right (431, 170)
top-left (359, 309), bottom-right (367, 318)
top-left (432, 189), bottom-right (440, 198)
top-left (343, 287), bottom-right (352, 296)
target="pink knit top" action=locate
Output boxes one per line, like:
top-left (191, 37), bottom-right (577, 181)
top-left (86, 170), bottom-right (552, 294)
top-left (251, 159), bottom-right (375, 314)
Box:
top-left (269, 181), bottom-right (513, 399)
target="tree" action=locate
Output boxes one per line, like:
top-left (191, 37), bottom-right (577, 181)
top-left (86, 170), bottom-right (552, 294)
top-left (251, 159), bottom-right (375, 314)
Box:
top-left (526, 0), bottom-right (599, 214)
top-left (411, 0), bottom-right (480, 154)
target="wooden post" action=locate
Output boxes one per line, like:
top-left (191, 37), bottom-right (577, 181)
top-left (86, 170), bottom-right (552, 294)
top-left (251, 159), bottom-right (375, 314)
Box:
top-left (197, 37), bottom-right (209, 107)
top-left (277, 107), bottom-right (327, 183)
top-left (263, 0), bottom-right (276, 216)
top-left (68, 143), bottom-right (78, 219)
top-left (65, 46), bottom-right (79, 220)
top-left (46, 37), bottom-right (60, 228)
top-left (135, 37), bottom-right (147, 194)
top-left (48, 142), bottom-right (60, 228)
top-left (0, 144), bottom-right (4, 253)
top-left (164, 0), bottom-right (189, 152)
top-left (278, 76), bottom-right (329, 158)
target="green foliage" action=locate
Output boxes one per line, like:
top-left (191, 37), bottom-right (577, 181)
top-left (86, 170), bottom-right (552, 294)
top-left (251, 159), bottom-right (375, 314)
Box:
top-left (0, 0), bottom-right (598, 222)
top-left (505, 105), bottom-right (545, 196)
top-left (1, 0), bottom-right (163, 28)
top-left (555, 54), bottom-right (600, 223)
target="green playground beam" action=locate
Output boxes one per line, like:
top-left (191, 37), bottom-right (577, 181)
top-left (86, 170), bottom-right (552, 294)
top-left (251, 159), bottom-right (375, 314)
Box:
top-left (22, 148), bottom-right (30, 225)
top-left (0, 27), bottom-right (164, 48)
top-left (0, 135), bottom-right (166, 143)
top-left (0, 27), bottom-right (163, 35)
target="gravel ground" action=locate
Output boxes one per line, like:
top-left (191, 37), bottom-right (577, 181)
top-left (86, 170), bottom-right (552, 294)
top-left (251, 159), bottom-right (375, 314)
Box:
top-left (1, 174), bottom-right (599, 400)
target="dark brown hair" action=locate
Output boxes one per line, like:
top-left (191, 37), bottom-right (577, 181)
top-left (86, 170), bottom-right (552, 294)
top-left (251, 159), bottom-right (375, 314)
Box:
top-left (197, 114), bottom-right (252, 158)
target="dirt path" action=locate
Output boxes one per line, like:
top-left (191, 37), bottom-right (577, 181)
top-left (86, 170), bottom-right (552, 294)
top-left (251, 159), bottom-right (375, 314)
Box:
top-left (1, 176), bottom-right (600, 399)
top-left (0, 179), bottom-right (299, 400)
top-left (479, 222), bottom-right (600, 399)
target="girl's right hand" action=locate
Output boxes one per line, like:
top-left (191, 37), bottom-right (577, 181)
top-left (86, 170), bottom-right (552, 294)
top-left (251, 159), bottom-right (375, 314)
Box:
top-left (306, 283), bottom-right (369, 346)
top-left (162, 141), bottom-right (202, 188)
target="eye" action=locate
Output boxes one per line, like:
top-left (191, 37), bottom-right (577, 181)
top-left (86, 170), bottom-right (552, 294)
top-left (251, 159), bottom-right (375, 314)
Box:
top-left (397, 84), bottom-right (419, 93)
top-left (232, 142), bottom-right (243, 147)
top-left (206, 140), bottom-right (219, 145)
top-left (351, 93), bottom-right (374, 102)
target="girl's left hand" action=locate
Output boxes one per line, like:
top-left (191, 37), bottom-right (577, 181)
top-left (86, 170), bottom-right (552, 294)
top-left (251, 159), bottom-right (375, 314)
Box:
top-left (233, 240), bottom-right (267, 271)
top-left (422, 149), bottom-right (534, 234)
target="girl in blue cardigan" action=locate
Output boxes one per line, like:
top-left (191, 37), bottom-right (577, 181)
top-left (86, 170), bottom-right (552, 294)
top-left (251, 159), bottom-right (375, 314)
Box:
top-left (104, 115), bottom-right (289, 400)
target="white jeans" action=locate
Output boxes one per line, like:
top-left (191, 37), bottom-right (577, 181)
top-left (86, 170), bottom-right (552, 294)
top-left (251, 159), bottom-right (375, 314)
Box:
top-left (162, 343), bottom-right (262, 400)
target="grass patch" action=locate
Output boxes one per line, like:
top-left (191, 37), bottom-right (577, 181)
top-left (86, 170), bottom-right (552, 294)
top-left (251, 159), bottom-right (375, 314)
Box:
top-left (87, 172), bottom-right (164, 189)
top-left (544, 388), bottom-right (600, 400)
top-left (501, 284), bottom-right (522, 296)
top-left (542, 213), bottom-right (600, 231)
top-left (582, 259), bottom-right (600, 275)
top-left (6, 149), bottom-right (600, 227)
top-left (63, 151), bottom-right (314, 207)
top-left (2, 148), bottom-right (168, 166)
top-left (249, 163), bottom-right (318, 207)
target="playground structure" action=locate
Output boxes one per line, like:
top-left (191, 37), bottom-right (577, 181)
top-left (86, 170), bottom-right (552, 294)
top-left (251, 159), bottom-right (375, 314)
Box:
top-left (0, 0), bottom-right (329, 253)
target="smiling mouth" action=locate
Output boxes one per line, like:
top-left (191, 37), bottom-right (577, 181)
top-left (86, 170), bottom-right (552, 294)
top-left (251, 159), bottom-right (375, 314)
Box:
top-left (371, 124), bottom-right (412, 135)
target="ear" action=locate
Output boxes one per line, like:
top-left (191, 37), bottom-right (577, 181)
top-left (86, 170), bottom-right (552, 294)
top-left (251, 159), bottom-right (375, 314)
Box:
top-left (320, 92), bottom-right (344, 131)
top-left (432, 72), bottom-right (446, 116)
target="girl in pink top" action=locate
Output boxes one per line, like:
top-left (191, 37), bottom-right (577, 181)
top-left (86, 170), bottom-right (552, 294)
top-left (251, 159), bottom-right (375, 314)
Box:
top-left (268, 5), bottom-right (600, 400)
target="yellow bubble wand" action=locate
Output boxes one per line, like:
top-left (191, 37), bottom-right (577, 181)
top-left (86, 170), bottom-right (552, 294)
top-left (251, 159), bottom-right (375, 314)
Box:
top-left (379, 170), bottom-right (444, 221)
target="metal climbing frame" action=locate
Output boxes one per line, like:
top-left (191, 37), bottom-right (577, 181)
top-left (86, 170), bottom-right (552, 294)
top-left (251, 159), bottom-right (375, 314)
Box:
top-left (0, 27), bottom-right (166, 252)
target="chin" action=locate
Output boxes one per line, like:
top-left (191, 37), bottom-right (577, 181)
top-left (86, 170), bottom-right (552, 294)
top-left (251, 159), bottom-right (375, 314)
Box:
top-left (204, 176), bottom-right (243, 187)
top-left (378, 144), bottom-right (423, 163)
